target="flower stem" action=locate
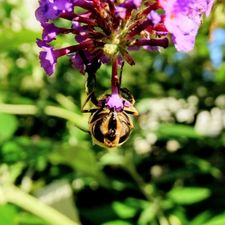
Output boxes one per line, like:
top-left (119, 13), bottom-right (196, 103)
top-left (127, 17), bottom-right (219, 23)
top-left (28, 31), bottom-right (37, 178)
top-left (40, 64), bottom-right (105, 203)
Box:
top-left (111, 57), bottom-right (119, 94)
top-left (0, 184), bottom-right (80, 225)
top-left (0, 103), bottom-right (88, 132)
top-left (133, 38), bottom-right (169, 48)
top-left (55, 39), bottom-right (94, 57)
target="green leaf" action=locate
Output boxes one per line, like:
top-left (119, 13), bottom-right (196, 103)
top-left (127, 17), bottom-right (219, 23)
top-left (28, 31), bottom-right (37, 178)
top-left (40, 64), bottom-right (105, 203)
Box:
top-left (112, 201), bottom-right (137, 219)
top-left (200, 213), bottom-right (225, 225)
top-left (184, 156), bottom-right (222, 178)
top-left (167, 187), bottom-right (211, 205)
top-left (0, 113), bottom-right (18, 142)
top-left (15, 212), bottom-right (48, 225)
top-left (157, 124), bottom-right (201, 139)
top-left (49, 143), bottom-right (109, 186)
top-left (71, 146), bottom-right (100, 175)
top-left (102, 220), bottom-right (133, 225)
top-left (100, 151), bottom-right (125, 166)
top-left (2, 141), bottom-right (25, 163)
top-left (190, 211), bottom-right (212, 225)
top-left (215, 63), bottom-right (225, 83)
top-left (125, 198), bottom-right (149, 209)
top-left (138, 204), bottom-right (157, 225)
top-left (0, 29), bottom-right (39, 51)
top-left (80, 203), bottom-right (117, 224)
top-left (0, 204), bottom-right (17, 225)
top-left (50, 143), bottom-right (99, 176)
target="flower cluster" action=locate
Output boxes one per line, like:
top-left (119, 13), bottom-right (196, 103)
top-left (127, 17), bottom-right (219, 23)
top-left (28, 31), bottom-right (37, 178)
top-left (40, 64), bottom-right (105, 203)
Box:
top-left (35, 0), bottom-right (214, 125)
top-left (160, 0), bottom-right (214, 51)
top-left (36, 0), bottom-right (170, 76)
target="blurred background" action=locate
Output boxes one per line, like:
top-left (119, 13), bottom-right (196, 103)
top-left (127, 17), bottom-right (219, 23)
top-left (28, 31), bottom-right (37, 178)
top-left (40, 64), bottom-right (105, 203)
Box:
top-left (0, 1), bottom-right (225, 225)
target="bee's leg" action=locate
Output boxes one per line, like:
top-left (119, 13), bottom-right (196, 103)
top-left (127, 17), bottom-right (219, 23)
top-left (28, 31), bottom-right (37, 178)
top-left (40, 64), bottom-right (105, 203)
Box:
top-left (78, 50), bottom-right (100, 105)
top-left (85, 59), bottom-right (100, 106)
top-left (81, 91), bottom-right (98, 113)
top-left (82, 108), bottom-right (97, 113)
top-left (79, 50), bottom-right (100, 95)
top-left (85, 66), bottom-right (97, 95)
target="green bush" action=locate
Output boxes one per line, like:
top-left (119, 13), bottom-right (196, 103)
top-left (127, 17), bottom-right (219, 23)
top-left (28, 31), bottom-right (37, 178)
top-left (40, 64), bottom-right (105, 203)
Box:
top-left (0, 1), bottom-right (225, 225)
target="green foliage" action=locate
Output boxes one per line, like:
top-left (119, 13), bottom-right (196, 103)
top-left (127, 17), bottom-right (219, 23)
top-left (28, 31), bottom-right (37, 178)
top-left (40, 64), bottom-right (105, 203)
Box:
top-left (156, 124), bottom-right (201, 139)
top-left (0, 114), bottom-right (18, 142)
top-left (167, 187), bottom-right (211, 205)
top-left (0, 1), bottom-right (225, 225)
top-left (102, 221), bottom-right (133, 225)
top-left (0, 205), bottom-right (17, 225)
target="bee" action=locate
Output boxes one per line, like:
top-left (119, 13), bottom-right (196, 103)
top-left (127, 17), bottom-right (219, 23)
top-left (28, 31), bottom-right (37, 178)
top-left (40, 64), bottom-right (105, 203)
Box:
top-left (82, 88), bottom-right (138, 148)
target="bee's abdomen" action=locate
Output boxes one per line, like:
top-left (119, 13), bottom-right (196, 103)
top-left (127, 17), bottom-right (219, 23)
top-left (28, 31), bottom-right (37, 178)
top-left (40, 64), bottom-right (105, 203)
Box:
top-left (118, 113), bottom-right (132, 144)
top-left (89, 110), bottom-right (133, 148)
top-left (91, 118), bottom-right (105, 143)
top-left (105, 112), bottom-right (117, 142)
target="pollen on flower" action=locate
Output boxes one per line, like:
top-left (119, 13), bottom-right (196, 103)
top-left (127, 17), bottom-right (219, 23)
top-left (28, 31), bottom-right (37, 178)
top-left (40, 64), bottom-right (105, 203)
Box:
top-left (117, 0), bottom-right (126, 4)
top-left (170, 13), bottom-right (175, 20)
top-left (103, 43), bottom-right (119, 57)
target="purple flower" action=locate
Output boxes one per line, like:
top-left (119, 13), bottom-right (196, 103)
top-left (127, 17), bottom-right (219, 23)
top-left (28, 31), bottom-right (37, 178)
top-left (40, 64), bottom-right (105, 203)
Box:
top-left (37, 40), bottom-right (60, 75)
top-left (115, 0), bottom-right (142, 18)
top-left (42, 23), bottom-right (72, 42)
top-left (36, 0), bottom-right (169, 75)
top-left (103, 57), bottom-right (132, 112)
top-left (36, 0), bottom-right (215, 75)
top-left (35, 0), bottom-right (74, 23)
top-left (148, 11), bottom-right (161, 26)
top-left (205, 0), bottom-right (214, 16)
top-left (37, 39), bottom-right (58, 75)
top-left (71, 53), bottom-right (85, 74)
top-left (105, 93), bottom-right (132, 111)
top-left (105, 94), bottom-right (126, 111)
top-left (125, 0), bottom-right (142, 8)
top-left (160, 0), bottom-right (215, 52)
top-left (37, 38), bottom-right (94, 75)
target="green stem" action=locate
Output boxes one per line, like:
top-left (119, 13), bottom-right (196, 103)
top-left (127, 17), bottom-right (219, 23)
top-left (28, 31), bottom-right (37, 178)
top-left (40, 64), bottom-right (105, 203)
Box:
top-left (124, 151), bottom-right (154, 201)
top-left (0, 103), bottom-right (88, 132)
top-left (126, 164), bottom-right (153, 201)
top-left (0, 104), bottom-right (38, 115)
top-left (44, 106), bottom-right (88, 132)
top-left (1, 185), bottom-right (80, 225)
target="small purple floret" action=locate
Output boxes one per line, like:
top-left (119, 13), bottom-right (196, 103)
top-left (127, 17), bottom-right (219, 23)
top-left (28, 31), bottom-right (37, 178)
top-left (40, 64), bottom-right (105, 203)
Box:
top-left (36, 0), bottom-right (74, 23)
top-left (42, 24), bottom-right (57, 42)
top-left (37, 39), bottom-right (57, 75)
top-left (148, 11), bottom-right (161, 25)
top-left (105, 94), bottom-right (131, 112)
top-left (71, 53), bottom-right (85, 74)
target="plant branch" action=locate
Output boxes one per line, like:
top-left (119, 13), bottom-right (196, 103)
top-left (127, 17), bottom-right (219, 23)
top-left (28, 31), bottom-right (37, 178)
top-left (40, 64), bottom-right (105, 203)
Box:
top-left (0, 103), bottom-right (88, 132)
top-left (124, 151), bottom-right (155, 201)
top-left (0, 184), bottom-right (80, 225)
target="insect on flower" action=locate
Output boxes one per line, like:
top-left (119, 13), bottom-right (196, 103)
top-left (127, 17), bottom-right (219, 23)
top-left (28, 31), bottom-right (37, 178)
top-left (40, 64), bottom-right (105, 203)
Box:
top-left (35, 0), bottom-right (215, 148)
top-left (82, 61), bottom-right (138, 148)
top-left (82, 89), bottom-right (138, 148)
